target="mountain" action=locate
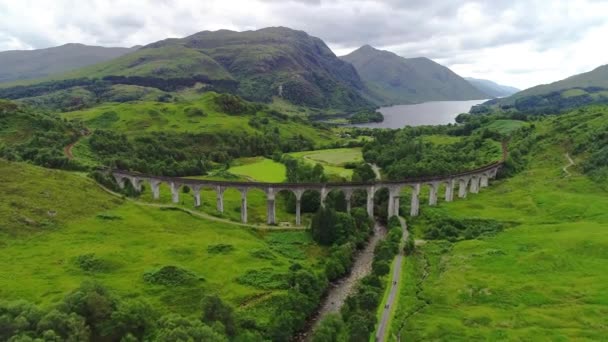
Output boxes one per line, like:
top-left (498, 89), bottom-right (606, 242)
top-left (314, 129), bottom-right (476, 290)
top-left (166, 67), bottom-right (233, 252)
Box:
top-left (341, 45), bottom-right (488, 105)
top-left (0, 43), bottom-right (139, 83)
top-left (465, 77), bottom-right (519, 98)
top-left (472, 64), bottom-right (608, 114)
top-left (1, 27), bottom-right (372, 112)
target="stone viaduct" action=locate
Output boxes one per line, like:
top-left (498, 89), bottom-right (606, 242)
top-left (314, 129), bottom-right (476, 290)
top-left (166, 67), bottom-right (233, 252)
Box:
top-left (111, 162), bottom-right (501, 225)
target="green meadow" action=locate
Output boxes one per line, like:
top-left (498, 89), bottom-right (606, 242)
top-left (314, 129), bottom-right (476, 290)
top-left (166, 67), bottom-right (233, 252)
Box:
top-left (0, 160), bottom-right (325, 326)
top-left (288, 147), bottom-right (363, 180)
top-left (388, 141), bottom-right (608, 340)
top-left (227, 157), bottom-right (286, 182)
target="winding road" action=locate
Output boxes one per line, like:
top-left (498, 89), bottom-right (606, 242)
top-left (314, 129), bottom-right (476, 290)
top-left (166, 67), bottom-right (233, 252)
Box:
top-left (376, 217), bottom-right (408, 341)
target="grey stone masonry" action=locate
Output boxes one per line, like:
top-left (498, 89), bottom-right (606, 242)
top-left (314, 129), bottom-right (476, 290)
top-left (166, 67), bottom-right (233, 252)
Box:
top-left (110, 162), bottom-right (502, 225)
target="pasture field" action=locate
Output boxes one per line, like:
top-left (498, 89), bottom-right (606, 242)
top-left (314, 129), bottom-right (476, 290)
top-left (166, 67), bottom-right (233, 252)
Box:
top-left (288, 147), bottom-right (363, 180)
top-left (227, 157), bottom-right (286, 182)
top-left (0, 160), bottom-right (325, 326)
top-left (485, 119), bottom-right (528, 136)
top-left (389, 144), bottom-right (608, 340)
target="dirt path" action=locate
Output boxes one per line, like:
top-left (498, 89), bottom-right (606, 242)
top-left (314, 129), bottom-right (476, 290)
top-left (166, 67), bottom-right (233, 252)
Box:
top-left (376, 217), bottom-right (407, 341)
top-left (64, 130), bottom-right (90, 160)
top-left (563, 153), bottom-right (575, 177)
top-left (369, 163), bottom-right (382, 180)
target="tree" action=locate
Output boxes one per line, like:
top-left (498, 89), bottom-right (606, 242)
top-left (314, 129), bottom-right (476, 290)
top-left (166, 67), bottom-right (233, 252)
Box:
top-left (155, 314), bottom-right (227, 342)
top-left (108, 299), bottom-right (158, 340)
top-left (352, 163), bottom-right (376, 182)
top-left (312, 314), bottom-right (345, 342)
top-left (404, 235), bottom-right (416, 256)
top-left (372, 260), bottom-right (390, 277)
top-left (201, 295), bottom-right (236, 336)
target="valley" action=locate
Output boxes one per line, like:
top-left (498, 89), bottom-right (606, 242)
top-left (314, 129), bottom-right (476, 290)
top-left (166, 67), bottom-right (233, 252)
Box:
top-left (1, 18), bottom-right (607, 342)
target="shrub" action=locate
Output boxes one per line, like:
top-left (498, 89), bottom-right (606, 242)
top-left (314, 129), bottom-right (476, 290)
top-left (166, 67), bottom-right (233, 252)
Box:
top-left (236, 268), bottom-right (288, 290)
top-left (143, 266), bottom-right (201, 286)
top-left (207, 244), bottom-right (235, 254)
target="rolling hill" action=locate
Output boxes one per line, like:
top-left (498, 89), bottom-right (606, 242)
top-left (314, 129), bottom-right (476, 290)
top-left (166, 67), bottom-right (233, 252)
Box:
top-left (341, 45), bottom-right (488, 105)
top-left (472, 64), bottom-right (608, 114)
top-left (0, 27), bottom-right (373, 112)
top-left (465, 77), bottom-right (519, 98)
top-left (0, 43), bottom-right (138, 83)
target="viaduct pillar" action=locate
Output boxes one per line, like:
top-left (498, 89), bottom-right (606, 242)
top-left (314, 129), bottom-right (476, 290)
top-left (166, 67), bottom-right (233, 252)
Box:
top-left (193, 186), bottom-right (201, 207)
top-left (367, 186), bottom-right (375, 218)
top-left (320, 187), bottom-right (328, 208)
top-left (480, 173), bottom-right (489, 188)
top-left (470, 176), bottom-right (480, 194)
top-left (458, 178), bottom-right (469, 198)
top-left (266, 188), bottom-right (276, 225)
top-left (216, 186), bottom-right (224, 213)
top-left (445, 179), bottom-right (455, 202)
top-left (114, 175), bottom-right (125, 189)
top-left (170, 182), bottom-right (180, 204)
top-left (410, 183), bottom-right (421, 217)
top-left (429, 182), bottom-right (439, 206)
top-left (343, 189), bottom-right (353, 213)
top-left (240, 188), bottom-right (248, 223)
top-left (294, 189), bottom-right (304, 226)
top-left (150, 180), bottom-right (161, 200)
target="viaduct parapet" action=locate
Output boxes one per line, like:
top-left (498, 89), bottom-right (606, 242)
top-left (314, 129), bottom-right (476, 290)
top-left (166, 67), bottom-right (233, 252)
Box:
top-left (111, 162), bottom-right (501, 225)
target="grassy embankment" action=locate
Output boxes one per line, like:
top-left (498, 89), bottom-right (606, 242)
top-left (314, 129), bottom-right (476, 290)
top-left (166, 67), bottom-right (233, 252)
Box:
top-left (0, 160), bottom-right (325, 327)
top-left (388, 112), bottom-right (608, 340)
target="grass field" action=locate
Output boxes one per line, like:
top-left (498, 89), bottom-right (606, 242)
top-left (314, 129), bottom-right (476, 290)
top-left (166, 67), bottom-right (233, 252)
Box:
top-left (485, 119), bottom-right (528, 136)
top-left (227, 157), bottom-right (286, 182)
top-left (0, 160), bottom-right (325, 327)
top-left (388, 142), bottom-right (608, 340)
top-left (288, 147), bottom-right (363, 180)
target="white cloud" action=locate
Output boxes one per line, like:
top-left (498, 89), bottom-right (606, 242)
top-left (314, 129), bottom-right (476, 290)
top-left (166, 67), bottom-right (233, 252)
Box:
top-left (0, 0), bottom-right (607, 89)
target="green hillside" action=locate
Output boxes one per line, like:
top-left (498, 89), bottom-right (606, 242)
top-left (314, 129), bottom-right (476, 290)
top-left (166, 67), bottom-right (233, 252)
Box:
top-left (473, 64), bottom-right (608, 114)
top-left (0, 43), bottom-right (138, 84)
top-left (0, 27), bottom-right (373, 112)
top-left (341, 45), bottom-right (488, 105)
top-left (389, 106), bottom-right (608, 340)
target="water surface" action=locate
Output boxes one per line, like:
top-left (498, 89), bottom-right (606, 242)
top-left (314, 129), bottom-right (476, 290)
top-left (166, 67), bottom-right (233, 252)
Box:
top-left (354, 99), bottom-right (488, 129)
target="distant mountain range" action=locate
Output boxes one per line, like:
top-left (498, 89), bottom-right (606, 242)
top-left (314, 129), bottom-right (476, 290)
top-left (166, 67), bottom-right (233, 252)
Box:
top-left (0, 43), bottom-right (139, 83)
top-left (472, 64), bottom-right (608, 114)
top-left (341, 45), bottom-right (488, 105)
top-left (464, 77), bottom-right (519, 98)
top-left (0, 27), bottom-right (520, 112)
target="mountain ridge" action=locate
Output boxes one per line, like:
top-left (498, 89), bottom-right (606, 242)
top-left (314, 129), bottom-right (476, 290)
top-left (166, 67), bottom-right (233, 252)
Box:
top-left (341, 45), bottom-right (488, 105)
top-left (465, 77), bottom-right (519, 98)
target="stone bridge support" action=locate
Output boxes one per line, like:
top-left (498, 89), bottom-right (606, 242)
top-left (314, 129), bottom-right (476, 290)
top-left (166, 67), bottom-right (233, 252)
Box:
top-left (192, 186), bottom-right (202, 207)
top-left (470, 176), bottom-right (480, 194)
top-left (480, 173), bottom-right (489, 188)
top-left (239, 188), bottom-right (248, 223)
top-left (388, 186), bottom-right (401, 218)
top-left (216, 186), bottom-right (225, 213)
top-left (170, 182), bottom-right (180, 204)
top-left (445, 179), bottom-right (455, 202)
top-left (410, 183), bottom-right (421, 217)
top-left (294, 189), bottom-right (304, 226)
top-left (343, 188), bottom-right (354, 213)
top-left (150, 179), bottom-right (161, 200)
top-left (366, 186), bottom-right (375, 218)
top-left (428, 182), bottom-right (440, 206)
top-left (266, 188), bottom-right (276, 225)
top-left (320, 187), bottom-right (329, 208)
top-left (458, 178), bottom-right (469, 198)
top-left (114, 175), bottom-right (126, 189)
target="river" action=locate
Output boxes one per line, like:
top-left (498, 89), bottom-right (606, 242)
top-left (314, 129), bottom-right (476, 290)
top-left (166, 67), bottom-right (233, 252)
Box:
top-left (353, 99), bottom-right (488, 129)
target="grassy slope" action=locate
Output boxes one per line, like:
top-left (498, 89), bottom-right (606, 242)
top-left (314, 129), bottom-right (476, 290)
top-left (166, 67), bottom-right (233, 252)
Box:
top-left (61, 92), bottom-right (339, 143)
top-left (0, 160), bottom-right (324, 325)
top-left (389, 120), bottom-right (608, 340)
top-left (228, 157), bottom-right (286, 182)
top-left (288, 148), bottom-right (363, 180)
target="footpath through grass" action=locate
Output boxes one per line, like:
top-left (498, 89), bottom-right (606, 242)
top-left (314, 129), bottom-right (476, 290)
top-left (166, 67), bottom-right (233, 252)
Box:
top-left (388, 146), bottom-right (608, 340)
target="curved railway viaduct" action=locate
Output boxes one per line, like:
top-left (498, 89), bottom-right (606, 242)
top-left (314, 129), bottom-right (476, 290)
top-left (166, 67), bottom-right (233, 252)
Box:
top-left (111, 162), bottom-right (501, 225)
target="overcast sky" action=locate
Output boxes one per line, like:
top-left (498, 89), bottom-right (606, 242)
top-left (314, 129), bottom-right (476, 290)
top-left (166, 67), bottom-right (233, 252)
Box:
top-left (1, 0), bottom-right (607, 89)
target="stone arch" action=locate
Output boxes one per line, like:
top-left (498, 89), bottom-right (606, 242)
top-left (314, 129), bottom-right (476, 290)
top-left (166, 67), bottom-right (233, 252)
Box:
top-left (420, 181), bottom-right (441, 207)
top-left (324, 187), bottom-right (349, 212)
top-left (456, 176), bottom-right (471, 199)
top-left (443, 178), bottom-right (456, 202)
